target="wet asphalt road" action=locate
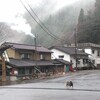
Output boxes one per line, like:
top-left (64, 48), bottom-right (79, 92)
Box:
top-left (0, 70), bottom-right (100, 100)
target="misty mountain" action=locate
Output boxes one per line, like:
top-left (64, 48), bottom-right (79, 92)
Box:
top-left (24, 0), bottom-right (95, 47)
top-left (0, 0), bottom-right (95, 47)
top-left (0, 22), bottom-right (27, 44)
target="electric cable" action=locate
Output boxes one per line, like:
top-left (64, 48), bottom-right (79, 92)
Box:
top-left (20, 0), bottom-right (62, 41)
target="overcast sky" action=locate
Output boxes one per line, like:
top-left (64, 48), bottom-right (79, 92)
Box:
top-left (0, 0), bottom-right (80, 37)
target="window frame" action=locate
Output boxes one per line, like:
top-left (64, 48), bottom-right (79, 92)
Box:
top-left (21, 53), bottom-right (30, 59)
top-left (58, 55), bottom-right (64, 59)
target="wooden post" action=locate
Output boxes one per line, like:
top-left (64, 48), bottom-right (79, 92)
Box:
top-left (2, 56), bottom-right (6, 82)
top-left (64, 65), bottom-right (66, 73)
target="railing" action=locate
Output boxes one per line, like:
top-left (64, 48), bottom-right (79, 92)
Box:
top-left (77, 43), bottom-right (100, 48)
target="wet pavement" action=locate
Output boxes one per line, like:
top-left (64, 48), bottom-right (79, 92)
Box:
top-left (0, 70), bottom-right (100, 100)
top-left (0, 74), bottom-right (64, 86)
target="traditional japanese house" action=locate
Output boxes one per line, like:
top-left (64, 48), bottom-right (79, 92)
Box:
top-left (0, 42), bottom-right (71, 81)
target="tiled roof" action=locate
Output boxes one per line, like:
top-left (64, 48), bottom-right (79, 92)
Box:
top-left (51, 59), bottom-right (71, 65)
top-left (7, 58), bottom-right (71, 68)
top-left (51, 46), bottom-right (88, 55)
top-left (2, 42), bottom-right (52, 53)
top-left (55, 59), bottom-right (72, 65)
top-left (7, 58), bottom-right (54, 67)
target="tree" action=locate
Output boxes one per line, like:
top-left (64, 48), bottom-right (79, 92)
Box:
top-left (95, 0), bottom-right (100, 19)
top-left (77, 8), bottom-right (86, 42)
top-left (92, 0), bottom-right (100, 43)
top-left (78, 8), bottom-right (85, 24)
top-left (77, 0), bottom-right (100, 44)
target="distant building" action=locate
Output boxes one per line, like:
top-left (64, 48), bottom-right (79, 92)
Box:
top-left (50, 46), bottom-right (89, 70)
top-left (77, 43), bottom-right (100, 68)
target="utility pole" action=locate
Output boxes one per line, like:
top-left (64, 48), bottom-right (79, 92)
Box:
top-left (1, 56), bottom-right (6, 82)
top-left (74, 28), bottom-right (78, 70)
top-left (34, 33), bottom-right (39, 74)
top-left (34, 33), bottom-right (37, 61)
top-left (34, 33), bottom-right (42, 74)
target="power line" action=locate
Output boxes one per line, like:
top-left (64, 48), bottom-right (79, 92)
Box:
top-left (20, 0), bottom-right (62, 41)
top-left (25, 0), bottom-right (61, 41)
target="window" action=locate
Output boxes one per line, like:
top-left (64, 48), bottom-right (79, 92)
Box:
top-left (58, 55), bottom-right (64, 59)
top-left (92, 50), bottom-right (94, 54)
top-left (70, 60), bottom-right (73, 63)
top-left (21, 53), bottom-right (30, 59)
top-left (83, 59), bottom-right (88, 64)
top-left (25, 68), bottom-right (32, 75)
top-left (18, 68), bottom-right (32, 75)
top-left (77, 59), bottom-right (80, 64)
top-left (18, 68), bottom-right (25, 75)
top-left (83, 50), bottom-right (85, 52)
top-left (40, 54), bottom-right (43, 60)
top-left (97, 50), bottom-right (100, 56)
top-left (40, 54), bottom-right (45, 60)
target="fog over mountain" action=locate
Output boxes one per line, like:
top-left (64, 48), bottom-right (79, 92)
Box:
top-left (0, 22), bottom-right (27, 44)
top-left (24, 0), bottom-right (95, 47)
top-left (0, 0), bottom-right (95, 47)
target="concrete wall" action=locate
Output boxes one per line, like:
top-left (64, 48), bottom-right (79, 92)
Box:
top-left (85, 48), bottom-right (92, 55)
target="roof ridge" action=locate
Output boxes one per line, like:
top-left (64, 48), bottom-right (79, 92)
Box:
top-left (3, 42), bottom-right (41, 47)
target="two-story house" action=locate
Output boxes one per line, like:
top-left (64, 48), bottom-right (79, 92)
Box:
top-left (0, 42), bottom-right (71, 81)
top-left (50, 46), bottom-right (89, 70)
top-left (77, 43), bottom-right (100, 68)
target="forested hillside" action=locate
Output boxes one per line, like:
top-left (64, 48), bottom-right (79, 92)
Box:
top-left (24, 0), bottom-right (95, 47)
top-left (77, 0), bottom-right (100, 44)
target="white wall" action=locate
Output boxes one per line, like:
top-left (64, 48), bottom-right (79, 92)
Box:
top-left (96, 58), bottom-right (100, 64)
top-left (70, 57), bottom-right (76, 68)
top-left (51, 49), bottom-right (70, 62)
top-left (70, 57), bottom-right (88, 68)
top-left (51, 48), bottom-right (88, 68)
top-left (94, 50), bottom-right (100, 66)
top-left (84, 48), bottom-right (100, 66)
top-left (85, 48), bottom-right (92, 54)
top-left (84, 48), bottom-right (96, 66)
